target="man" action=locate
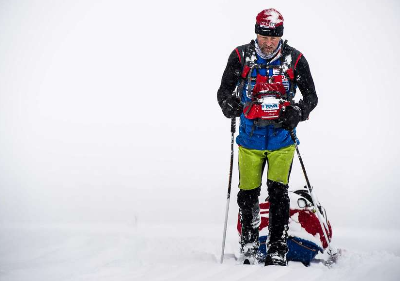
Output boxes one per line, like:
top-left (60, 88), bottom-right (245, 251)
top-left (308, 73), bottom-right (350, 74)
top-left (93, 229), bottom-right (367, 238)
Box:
top-left (217, 8), bottom-right (318, 266)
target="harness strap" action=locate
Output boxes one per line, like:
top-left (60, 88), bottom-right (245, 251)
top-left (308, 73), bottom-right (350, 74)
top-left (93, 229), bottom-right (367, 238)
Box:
top-left (244, 100), bottom-right (257, 116)
top-left (247, 64), bottom-right (257, 98)
top-left (256, 64), bottom-right (283, 69)
top-left (254, 91), bottom-right (284, 98)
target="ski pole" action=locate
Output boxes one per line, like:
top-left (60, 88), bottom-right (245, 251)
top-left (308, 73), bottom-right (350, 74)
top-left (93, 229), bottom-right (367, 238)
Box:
top-left (289, 130), bottom-right (337, 258)
top-left (220, 117), bottom-right (236, 264)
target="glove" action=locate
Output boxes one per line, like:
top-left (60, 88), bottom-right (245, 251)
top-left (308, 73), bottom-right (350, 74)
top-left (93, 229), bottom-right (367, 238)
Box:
top-left (221, 95), bottom-right (243, 118)
top-left (280, 105), bottom-right (302, 130)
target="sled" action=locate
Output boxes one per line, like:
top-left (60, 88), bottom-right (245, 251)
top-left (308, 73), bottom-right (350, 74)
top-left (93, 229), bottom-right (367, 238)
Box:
top-left (237, 187), bottom-right (333, 266)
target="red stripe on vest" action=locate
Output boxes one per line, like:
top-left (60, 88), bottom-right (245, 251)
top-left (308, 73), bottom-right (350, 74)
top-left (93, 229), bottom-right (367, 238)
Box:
top-left (286, 53), bottom-right (303, 80)
top-left (235, 48), bottom-right (242, 63)
top-left (294, 53), bottom-right (303, 70)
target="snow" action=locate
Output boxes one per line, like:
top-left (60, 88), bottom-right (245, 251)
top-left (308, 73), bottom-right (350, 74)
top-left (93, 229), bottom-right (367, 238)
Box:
top-left (1, 0), bottom-right (400, 280)
top-left (1, 223), bottom-right (400, 281)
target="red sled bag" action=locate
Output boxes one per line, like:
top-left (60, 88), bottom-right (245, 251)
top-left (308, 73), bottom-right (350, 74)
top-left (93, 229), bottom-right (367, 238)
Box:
top-left (237, 188), bottom-right (333, 266)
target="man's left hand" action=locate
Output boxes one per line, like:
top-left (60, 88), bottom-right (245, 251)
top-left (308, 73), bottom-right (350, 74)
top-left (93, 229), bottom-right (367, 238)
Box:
top-left (280, 105), bottom-right (302, 131)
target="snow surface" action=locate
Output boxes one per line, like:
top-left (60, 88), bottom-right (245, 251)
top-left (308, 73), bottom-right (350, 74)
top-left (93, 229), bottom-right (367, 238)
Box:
top-left (1, 0), bottom-right (400, 280)
top-left (1, 223), bottom-right (400, 281)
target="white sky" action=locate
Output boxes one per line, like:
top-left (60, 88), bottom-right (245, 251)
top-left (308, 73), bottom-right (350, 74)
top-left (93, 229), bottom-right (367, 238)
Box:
top-left (0, 0), bottom-right (399, 229)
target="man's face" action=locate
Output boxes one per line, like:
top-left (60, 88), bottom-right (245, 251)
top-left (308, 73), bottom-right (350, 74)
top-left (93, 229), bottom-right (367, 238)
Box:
top-left (256, 34), bottom-right (281, 55)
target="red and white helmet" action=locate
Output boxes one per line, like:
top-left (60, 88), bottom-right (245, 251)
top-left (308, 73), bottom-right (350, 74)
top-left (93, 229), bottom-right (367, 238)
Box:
top-left (255, 8), bottom-right (284, 37)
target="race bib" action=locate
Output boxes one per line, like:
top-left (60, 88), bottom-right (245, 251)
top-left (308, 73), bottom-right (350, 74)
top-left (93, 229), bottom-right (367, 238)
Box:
top-left (260, 96), bottom-right (281, 119)
top-left (261, 96), bottom-right (280, 112)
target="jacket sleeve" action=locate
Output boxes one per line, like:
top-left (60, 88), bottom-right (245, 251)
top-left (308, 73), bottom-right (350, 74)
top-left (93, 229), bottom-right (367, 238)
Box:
top-left (295, 55), bottom-right (318, 121)
top-left (217, 49), bottom-right (242, 109)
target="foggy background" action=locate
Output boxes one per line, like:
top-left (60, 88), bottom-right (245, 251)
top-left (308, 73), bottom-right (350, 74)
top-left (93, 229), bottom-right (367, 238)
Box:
top-left (0, 0), bottom-right (399, 230)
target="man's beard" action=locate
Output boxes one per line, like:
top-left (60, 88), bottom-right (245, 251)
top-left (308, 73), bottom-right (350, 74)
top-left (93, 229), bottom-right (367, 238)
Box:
top-left (261, 46), bottom-right (275, 55)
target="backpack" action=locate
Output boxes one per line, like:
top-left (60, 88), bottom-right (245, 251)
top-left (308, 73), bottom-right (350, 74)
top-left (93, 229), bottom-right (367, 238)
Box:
top-left (234, 40), bottom-right (303, 127)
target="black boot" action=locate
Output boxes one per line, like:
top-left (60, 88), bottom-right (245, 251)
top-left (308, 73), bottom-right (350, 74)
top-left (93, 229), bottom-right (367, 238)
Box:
top-left (265, 180), bottom-right (290, 266)
top-left (237, 187), bottom-right (261, 264)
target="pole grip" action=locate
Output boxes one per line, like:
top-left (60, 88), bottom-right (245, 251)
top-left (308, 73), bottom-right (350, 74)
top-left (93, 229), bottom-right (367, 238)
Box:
top-left (231, 117), bottom-right (236, 134)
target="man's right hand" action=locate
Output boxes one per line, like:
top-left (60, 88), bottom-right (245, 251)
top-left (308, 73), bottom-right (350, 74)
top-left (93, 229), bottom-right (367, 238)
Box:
top-left (222, 95), bottom-right (243, 118)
